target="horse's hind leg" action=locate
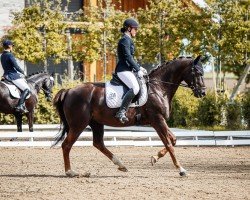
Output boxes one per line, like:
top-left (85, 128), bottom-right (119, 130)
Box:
top-left (90, 120), bottom-right (128, 172)
top-left (62, 122), bottom-right (88, 177)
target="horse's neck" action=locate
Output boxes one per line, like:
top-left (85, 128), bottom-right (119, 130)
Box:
top-left (149, 61), bottom-right (186, 102)
top-left (28, 75), bottom-right (45, 93)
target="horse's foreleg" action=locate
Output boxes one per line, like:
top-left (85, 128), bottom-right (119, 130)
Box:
top-left (151, 148), bottom-right (168, 165)
top-left (26, 111), bottom-right (34, 132)
top-left (151, 128), bottom-right (176, 165)
top-left (152, 118), bottom-right (187, 176)
top-left (11, 113), bottom-right (22, 141)
top-left (90, 120), bottom-right (128, 172)
top-left (15, 113), bottom-right (22, 132)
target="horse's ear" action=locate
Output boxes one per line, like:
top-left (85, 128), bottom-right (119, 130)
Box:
top-left (194, 55), bottom-right (201, 65)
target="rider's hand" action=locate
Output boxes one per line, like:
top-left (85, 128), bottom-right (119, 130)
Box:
top-left (140, 67), bottom-right (147, 74)
top-left (137, 70), bottom-right (144, 78)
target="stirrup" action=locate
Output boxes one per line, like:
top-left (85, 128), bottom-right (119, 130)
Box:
top-left (15, 105), bottom-right (29, 113)
top-left (115, 111), bottom-right (129, 124)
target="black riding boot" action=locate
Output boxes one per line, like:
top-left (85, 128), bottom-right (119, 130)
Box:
top-left (115, 89), bottom-right (135, 123)
top-left (15, 89), bottom-right (30, 113)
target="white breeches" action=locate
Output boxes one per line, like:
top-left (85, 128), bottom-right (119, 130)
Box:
top-left (12, 78), bottom-right (30, 91)
top-left (117, 71), bottom-right (140, 95)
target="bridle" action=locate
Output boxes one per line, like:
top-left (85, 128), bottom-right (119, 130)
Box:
top-left (28, 76), bottom-right (54, 98)
top-left (148, 62), bottom-right (206, 92)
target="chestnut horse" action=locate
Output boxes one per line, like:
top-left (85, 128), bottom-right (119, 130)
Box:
top-left (0, 72), bottom-right (54, 132)
top-left (53, 56), bottom-right (206, 177)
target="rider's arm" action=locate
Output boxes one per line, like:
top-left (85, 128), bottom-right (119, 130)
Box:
top-left (9, 54), bottom-right (25, 75)
top-left (120, 38), bottom-right (140, 72)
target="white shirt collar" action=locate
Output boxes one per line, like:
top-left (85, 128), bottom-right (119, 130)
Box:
top-left (124, 32), bottom-right (131, 38)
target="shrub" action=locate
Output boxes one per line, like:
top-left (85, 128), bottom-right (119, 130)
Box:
top-left (168, 87), bottom-right (199, 127)
top-left (225, 100), bottom-right (242, 130)
top-left (195, 91), bottom-right (224, 127)
top-left (242, 91), bottom-right (250, 129)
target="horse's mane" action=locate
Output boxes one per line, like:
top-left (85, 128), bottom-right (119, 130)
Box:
top-left (27, 71), bottom-right (47, 78)
top-left (149, 56), bottom-right (193, 76)
top-left (26, 71), bottom-right (49, 81)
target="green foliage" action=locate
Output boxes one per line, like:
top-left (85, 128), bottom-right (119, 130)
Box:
top-left (71, 1), bottom-right (129, 62)
top-left (195, 91), bottom-right (224, 127)
top-left (136, 0), bottom-right (212, 63)
top-left (207, 0), bottom-right (250, 79)
top-left (225, 101), bottom-right (242, 130)
top-left (168, 88), bottom-right (199, 127)
top-left (7, 0), bottom-right (67, 64)
top-left (0, 114), bottom-right (15, 125)
top-left (242, 91), bottom-right (250, 129)
top-left (1, 0), bottom-right (248, 82)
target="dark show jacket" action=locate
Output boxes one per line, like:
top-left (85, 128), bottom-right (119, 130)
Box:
top-left (115, 34), bottom-right (140, 73)
top-left (0, 51), bottom-right (24, 80)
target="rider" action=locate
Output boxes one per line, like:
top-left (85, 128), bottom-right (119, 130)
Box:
top-left (1, 40), bottom-right (30, 113)
top-left (115, 18), bottom-right (146, 124)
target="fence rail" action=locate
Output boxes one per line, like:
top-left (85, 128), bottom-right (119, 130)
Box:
top-left (0, 125), bottom-right (249, 147)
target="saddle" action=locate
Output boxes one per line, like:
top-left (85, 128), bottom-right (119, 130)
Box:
top-left (105, 73), bottom-right (148, 108)
top-left (1, 77), bottom-right (30, 99)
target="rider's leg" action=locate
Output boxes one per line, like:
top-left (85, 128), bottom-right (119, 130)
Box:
top-left (115, 89), bottom-right (135, 123)
top-left (115, 71), bottom-right (139, 123)
top-left (12, 78), bottom-right (30, 113)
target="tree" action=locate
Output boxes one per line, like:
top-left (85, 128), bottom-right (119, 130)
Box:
top-left (71, 0), bottom-right (129, 63)
top-left (207, 0), bottom-right (250, 82)
top-left (136, 0), bottom-right (212, 64)
top-left (7, 0), bottom-right (67, 68)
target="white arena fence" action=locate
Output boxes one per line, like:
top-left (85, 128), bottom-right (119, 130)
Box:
top-left (0, 124), bottom-right (249, 147)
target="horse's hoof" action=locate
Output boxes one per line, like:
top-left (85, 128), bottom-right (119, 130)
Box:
top-left (179, 171), bottom-right (187, 177)
top-left (82, 172), bottom-right (91, 178)
top-left (118, 167), bottom-right (128, 172)
top-left (65, 170), bottom-right (79, 177)
top-left (151, 156), bottom-right (157, 166)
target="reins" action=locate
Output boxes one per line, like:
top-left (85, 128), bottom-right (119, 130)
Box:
top-left (148, 79), bottom-right (190, 88)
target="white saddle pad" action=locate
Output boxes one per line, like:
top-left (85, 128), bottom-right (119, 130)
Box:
top-left (105, 80), bottom-right (148, 108)
top-left (2, 82), bottom-right (30, 99)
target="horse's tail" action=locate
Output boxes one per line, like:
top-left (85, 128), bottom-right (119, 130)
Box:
top-left (51, 89), bottom-right (69, 147)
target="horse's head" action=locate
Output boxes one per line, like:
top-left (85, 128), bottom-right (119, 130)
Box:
top-left (183, 56), bottom-right (206, 98)
top-left (41, 73), bottom-right (55, 102)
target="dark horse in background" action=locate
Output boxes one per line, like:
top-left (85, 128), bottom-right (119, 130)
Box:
top-left (0, 72), bottom-right (54, 132)
top-left (53, 56), bottom-right (206, 177)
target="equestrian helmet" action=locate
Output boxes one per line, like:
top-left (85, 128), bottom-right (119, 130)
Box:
top-left (123, 18), bottom-right (139, 29)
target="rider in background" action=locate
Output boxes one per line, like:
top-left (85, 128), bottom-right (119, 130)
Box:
top-left (1, 40), bottom-right (30, 113)
top-left (115, 18), bottom-right (147, 124)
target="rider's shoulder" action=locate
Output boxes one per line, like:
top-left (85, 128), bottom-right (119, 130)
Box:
top-left (2, 51), bottom-right (12, 56)
top-left (119, 34), bottom-right (131, 45)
